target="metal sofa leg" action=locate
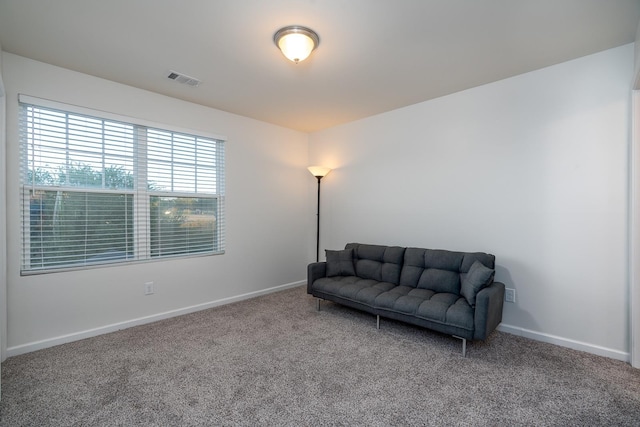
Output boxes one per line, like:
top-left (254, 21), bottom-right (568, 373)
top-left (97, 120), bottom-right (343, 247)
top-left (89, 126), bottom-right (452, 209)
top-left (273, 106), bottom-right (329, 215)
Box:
top-left (453, 336), bottom-right (467, 357)
top-left (316, 298), bottom-right (321, 311)
top-left (376, 315), bottom-right (380, 330)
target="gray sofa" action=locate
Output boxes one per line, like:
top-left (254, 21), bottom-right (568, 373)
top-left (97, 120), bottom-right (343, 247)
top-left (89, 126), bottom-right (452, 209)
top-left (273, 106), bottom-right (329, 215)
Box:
top-left (307, 243), bottom-right (505, 356)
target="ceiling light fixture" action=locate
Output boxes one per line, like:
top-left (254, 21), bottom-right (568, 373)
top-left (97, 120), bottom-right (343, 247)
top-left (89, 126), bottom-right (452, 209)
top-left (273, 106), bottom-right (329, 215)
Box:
top-left (274, 25), bottom-right (319, 64)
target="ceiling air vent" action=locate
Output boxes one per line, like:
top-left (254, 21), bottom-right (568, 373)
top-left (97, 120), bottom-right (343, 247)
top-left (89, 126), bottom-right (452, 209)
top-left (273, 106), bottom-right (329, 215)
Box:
top-left (167, 70), bottom-right (201, 87)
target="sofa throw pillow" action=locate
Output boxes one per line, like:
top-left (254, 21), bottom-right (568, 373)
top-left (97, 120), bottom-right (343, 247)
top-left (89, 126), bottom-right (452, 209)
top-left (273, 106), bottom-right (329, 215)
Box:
top-left (461, 260), bottom-right (495, 307)
top-left (325, 248), bottom-right (356, 277)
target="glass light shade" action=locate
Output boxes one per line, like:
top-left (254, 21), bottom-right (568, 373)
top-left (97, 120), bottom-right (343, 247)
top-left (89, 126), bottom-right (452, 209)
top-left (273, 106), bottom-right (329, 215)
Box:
top-left (308, 166), bottom-right (331, 178)
top-left (274, 26), bottom-right (319, 64)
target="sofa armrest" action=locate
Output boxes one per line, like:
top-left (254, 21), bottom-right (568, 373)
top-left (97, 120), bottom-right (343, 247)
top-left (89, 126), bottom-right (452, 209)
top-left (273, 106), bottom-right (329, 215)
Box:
top-left (473, 281), bottom-right (505, 340)
top-left (307, 262), bottom-right (327, 294)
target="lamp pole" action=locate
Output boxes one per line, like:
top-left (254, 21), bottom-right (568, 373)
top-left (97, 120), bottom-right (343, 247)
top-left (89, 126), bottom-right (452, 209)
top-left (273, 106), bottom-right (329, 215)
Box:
top-left (308, 166), bottom-right (331, 262)
top-left (314, 175), bottom-right (322, 262)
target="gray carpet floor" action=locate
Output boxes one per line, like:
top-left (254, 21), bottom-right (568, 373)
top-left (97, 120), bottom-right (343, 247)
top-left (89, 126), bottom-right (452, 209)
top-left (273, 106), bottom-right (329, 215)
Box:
top-left (1, 285), bottom-right (639, 426)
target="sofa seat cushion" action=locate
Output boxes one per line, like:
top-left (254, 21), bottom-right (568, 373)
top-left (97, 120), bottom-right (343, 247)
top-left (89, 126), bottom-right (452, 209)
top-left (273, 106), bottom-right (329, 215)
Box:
top-left (374, 286), bottom-right (431, 311)
top-left (416, 296), bottom-right (474, 330)
top-left (312, 276), bottom-right (395, 306)
top-left (375, 286), bottom-right (474, 330)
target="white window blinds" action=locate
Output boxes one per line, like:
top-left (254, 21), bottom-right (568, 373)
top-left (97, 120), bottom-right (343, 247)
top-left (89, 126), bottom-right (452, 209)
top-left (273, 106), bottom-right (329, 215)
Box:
top-left (19, 95), bottom-right (225, 273)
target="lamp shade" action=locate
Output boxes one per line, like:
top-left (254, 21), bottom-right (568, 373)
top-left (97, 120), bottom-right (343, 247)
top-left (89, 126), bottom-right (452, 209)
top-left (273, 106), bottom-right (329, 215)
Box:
top-left (274, 26), bottom-right (319, 63)
top-left (308, 166), bottom-right (331, 178)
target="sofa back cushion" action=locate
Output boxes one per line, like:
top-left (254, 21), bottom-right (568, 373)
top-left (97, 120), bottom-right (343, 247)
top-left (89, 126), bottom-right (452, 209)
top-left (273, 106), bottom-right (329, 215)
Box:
top-left (399, 248), bottom-right (496, 295)
top-left (345, 243), bottom-right (405, 285)
top-left (399, 248), bottom-right (464, 293)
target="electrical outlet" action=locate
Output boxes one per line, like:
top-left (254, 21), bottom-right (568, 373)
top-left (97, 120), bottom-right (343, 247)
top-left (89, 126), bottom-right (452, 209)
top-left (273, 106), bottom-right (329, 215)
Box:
top-left (505, 288), bottom-right (516, 303)
top-left (144, 281), bottom-right (154, 295)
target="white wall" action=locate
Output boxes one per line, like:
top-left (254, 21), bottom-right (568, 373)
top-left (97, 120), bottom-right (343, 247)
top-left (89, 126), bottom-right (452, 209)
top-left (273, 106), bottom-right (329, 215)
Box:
top-left (634, 22), bottom-right (640, 90)
top-left (2, 53), bottom-right (310, 355)
top-left (632, 20), bottom-right (640, 369)
top-left (0, 45), bottom-right (6, 401)
top-left (309, 44), bottom-right (633, 360)
top-left (1, 44), bottom-right (634, 361)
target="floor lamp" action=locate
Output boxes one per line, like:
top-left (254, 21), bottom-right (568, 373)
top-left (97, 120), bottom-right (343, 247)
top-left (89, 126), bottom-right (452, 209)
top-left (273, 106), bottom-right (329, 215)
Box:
top-left (308, 166), bottom-right (331, 262)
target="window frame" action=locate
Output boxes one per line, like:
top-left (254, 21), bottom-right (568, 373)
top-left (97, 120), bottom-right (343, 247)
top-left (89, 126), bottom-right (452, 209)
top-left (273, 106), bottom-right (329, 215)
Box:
top-left (19, 94), bottom-right (226, 275)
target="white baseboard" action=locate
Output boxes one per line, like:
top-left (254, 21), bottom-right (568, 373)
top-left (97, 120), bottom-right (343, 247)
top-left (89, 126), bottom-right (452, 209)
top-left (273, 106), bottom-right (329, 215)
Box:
top-left (498, 323), bottom-right (630, 363)
top-left (9, 288), bottom-right (630, 363)
top-left (6, 280), bottom-right (306, 358)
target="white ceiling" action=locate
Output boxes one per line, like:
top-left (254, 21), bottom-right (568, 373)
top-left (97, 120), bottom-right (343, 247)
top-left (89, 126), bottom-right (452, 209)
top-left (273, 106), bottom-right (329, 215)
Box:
top-left (0, 0), bottom-right (639, 132)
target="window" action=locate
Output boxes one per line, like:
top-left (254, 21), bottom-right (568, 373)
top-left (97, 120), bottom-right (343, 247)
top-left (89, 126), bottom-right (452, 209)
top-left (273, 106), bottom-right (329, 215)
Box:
top-left (19, 95), bottom-right (225, 274)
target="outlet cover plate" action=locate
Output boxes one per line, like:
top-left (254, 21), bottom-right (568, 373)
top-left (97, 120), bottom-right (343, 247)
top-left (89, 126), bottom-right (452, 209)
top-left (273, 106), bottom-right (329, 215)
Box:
top-left (505, 288), bottom-right (516, 303)
top-left (144, 281), bottom-right (154, 295)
